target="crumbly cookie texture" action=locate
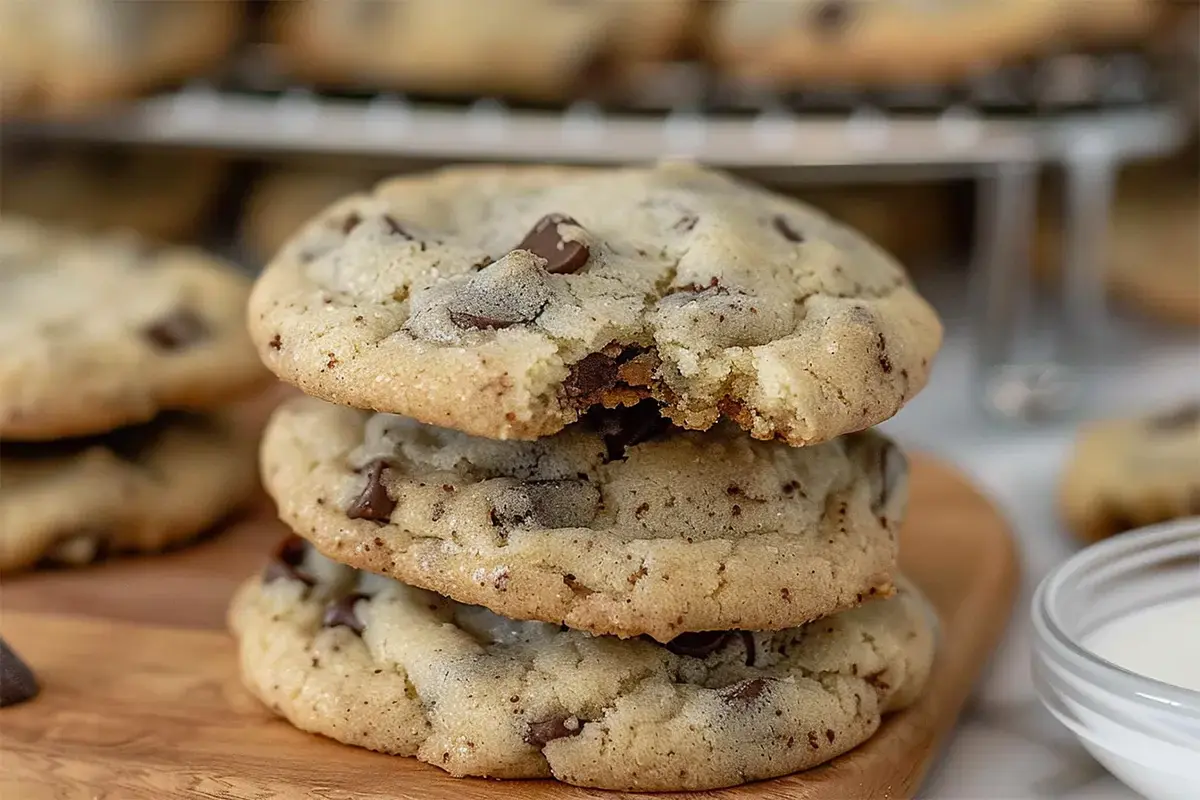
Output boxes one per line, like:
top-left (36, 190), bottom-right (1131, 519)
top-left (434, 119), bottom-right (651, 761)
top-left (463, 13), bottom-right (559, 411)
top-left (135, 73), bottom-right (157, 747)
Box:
top-left (249, 163), bottom-right (942, 444)
top-left (0, 217), bottom-right (269, 440)
top-left (261, 396), bottom-right (906, 641)
top-left (230, 545), bottom-right (936, 791)
top-left (0, 411), bottom-right (257, 572)
top-left (1060, 404), bottom-right (1200, 543)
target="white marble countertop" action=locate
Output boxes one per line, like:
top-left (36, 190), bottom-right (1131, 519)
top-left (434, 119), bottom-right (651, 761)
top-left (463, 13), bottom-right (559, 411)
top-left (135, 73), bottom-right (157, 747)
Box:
top-left (879, 289), bottom-right (1200, 799)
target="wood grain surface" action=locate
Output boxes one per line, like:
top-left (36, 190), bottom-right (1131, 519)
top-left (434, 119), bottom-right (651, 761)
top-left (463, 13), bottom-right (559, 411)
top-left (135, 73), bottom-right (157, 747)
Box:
top-left (0, 455), bottom-right (1019, 800)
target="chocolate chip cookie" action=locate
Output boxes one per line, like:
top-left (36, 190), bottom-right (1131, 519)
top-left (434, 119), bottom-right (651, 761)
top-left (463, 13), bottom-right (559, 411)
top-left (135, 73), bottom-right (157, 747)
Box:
top-left (709, 0), bottom-right (1065, 88)
top-left (0, 0), bottom-right (241, 117)
top-left (0, 217), bottom-right (269, 440)
top-left (0, 411), bottom-right (257, 572)
top-left (271, 0), bottom-right (693, 102)
top-left (230, 542), bottom-right (936, 790)
top-left (249, 163), bottom-right (942, 445)
top-left (0, 144), bottom-right (228, 242)
top-left (1059, 404), bottom-right (1200, 543)
top-left (260, 395), bottom-right (906, 641)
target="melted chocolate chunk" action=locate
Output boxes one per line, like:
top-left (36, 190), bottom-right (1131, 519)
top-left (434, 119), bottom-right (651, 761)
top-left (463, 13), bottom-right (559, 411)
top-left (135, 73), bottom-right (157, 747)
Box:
top-left (347, 460), bottom-right (396, 522)
top-left (664, 631), bottom-right (731, 658)
top-left (322, 593), bottom-right (369, 635)
top-left (263, 535), bottom-right (314, 586)
top-left (1149, 404), bottom-right (1200, 432)
top-left (720, 677), bottom-right (772, 708)
top-left (515, 214), bottom-right (590, 274)
top-left (588, 403), bottom-right (672, 463)
top-left (563, 352), bottom-right (619, 399)
top-left (340, 212), bottom-right (363, 234)
top-left (772, 215), bottom-right (805, 243)
top-left (0, 637), bottom-right (39, 708)
top-left (448, 311), bottom-right (518, 331)
top-left (143, 308), bottom-right (210, 351)
top-left (524, 715), bottom-right (583, 747)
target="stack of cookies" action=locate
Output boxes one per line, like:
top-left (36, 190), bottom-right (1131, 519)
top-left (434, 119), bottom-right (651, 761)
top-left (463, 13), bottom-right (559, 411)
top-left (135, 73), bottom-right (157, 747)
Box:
top-left (232, 163), bottom-right (943, 791)
top-left (0, 217), bottom-right (267, 572)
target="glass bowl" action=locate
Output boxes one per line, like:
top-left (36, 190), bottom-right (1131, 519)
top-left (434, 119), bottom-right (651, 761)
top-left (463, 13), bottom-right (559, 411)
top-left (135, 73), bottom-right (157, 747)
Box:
top-left (1032, 518), bottom-right (1200, 800)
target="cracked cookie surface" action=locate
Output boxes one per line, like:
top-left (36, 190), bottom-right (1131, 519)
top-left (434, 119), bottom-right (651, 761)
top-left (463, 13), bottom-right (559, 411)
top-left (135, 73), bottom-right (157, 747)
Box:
top-left (261, 396), bottom-right (906, 640)
top-left (0, 411), bottom-right (257, 572)
top-left (1059, 403), bottom-right (1200, 543)
top-left (230, 544), bottom-right (936, 791)
top-left (0, 217), bottom-right (269, 439)
top-left (249, 163), bottom-right (942, 445)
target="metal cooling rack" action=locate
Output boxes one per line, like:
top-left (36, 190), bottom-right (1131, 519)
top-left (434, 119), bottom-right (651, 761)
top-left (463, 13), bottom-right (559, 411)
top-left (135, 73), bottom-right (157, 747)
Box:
top-left (3, 49), bottom-right (1191, 422)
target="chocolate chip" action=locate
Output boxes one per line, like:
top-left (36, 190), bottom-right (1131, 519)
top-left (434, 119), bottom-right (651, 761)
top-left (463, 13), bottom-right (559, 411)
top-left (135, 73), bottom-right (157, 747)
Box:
top-left (341, 212), bottom-right (363, 234)
top-left (0, 637), bottom-right (39, 708)
top-left (322, 593), bottom-right (369, 635)
top-left (143, 308), bottom-right (209, 351)
top-left (448, 311), bottom-right (518, 331)
top-left (563, 352), bottom-right (619, 399)
top-left (1149, 403), bottom-right (1200, 432)
top-left (347, 460), bottom-right (396, 522)
top-left (873, 440), bottom-right (907, 516)
top-left (263, 535), bottom-right (314, 586)
top-left (673, 215), bottom-right (699, 232)
top-left (772, 216), bottom-right (805, 243)
top-left (268, 333), bottom-right (282, 350)
top-left (810, 0), bottom-right (852, 35)
top-left (515, 214), bottom-right (590, 274)
top-left (720, 677), bottom-right (772, 708)
top-left (382, 215), bottom-right (413, 239)
top-left (664, 631), bottom-right (731, 658)
top-left (877, 332), bottom-right (893, 374)
top-left (524, 715), bottom-right (583, 747)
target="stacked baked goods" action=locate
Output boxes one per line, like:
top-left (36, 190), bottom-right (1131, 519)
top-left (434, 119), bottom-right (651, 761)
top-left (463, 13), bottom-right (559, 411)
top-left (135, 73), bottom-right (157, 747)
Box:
top-left (0, 217), bottom-right (267, 572)
top-left (232, 163), bottom-right (944, 790)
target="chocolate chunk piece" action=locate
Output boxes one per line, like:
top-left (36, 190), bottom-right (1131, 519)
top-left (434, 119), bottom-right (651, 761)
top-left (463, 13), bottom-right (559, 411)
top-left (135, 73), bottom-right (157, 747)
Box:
top-left (143, 308), bottom-right (210, 351)
top-left (1149, 404), bottom-right (1200, 432)
top-left (563, 352), bottom-right (619, 399)
top-left (664, 631), bottom-right (731, 658)
top-left (589, 403), bottom-right (671, 463)
top-left (772, 215), bottom-right (805, 243)
top-left (340, 212), bottom-right (363, 235)
top-left (0, 637), bottom-right (39, 708)
top-left (720, 677), bottom-right (772, 708)
top-left (347, 460), bottom-right (396, 522)
top-left (514, 214), bottom-right (590, 274)
top-left (263, 534), bottom-right (314, 586)
top-left (323, 593), bottom-right (369, 635)
top-left (524, 715), bottom-right (583, 747)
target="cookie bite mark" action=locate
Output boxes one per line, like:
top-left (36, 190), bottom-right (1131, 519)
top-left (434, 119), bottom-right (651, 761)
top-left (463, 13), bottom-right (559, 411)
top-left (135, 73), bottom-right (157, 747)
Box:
top-left (562, 343), bottom-right (661, 410)
top-left (347, 460), bottom-right (396, 521)
top-left (514, 213), bottom-right (589, 274)
top-left (143, 308), bottom-right (210, 351)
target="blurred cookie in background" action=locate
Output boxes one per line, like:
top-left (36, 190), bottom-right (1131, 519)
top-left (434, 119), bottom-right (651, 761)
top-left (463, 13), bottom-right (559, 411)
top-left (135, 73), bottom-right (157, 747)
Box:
top-left (0, 144), bottom-right (229, 242)
top-left (1060, 404), bottom-right (1200, 543)
top-left (270, 0), bottom-right (696, 103)
top-left (1055, 0), bottom-right (1161, 48)
top-left (241, 164), bottom-right (382, 265)
top-left (0, 0), bottom-right (243, 117)
top-left (1036, 155), bottom-right (1199, 327)
top-left (708, 0), bottom-right (1066, 90)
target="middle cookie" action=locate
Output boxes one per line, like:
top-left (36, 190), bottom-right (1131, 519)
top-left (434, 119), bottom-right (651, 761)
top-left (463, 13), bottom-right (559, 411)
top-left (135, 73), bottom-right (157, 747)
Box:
top-left (262, 397), bottom-right (907, 641)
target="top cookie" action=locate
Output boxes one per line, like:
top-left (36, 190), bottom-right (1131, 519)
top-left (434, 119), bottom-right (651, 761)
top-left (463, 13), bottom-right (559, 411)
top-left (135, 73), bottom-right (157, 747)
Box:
top-left (0, 217), bottom-right (269, 440)
top-left (250, 163), bottom-right (942, 444)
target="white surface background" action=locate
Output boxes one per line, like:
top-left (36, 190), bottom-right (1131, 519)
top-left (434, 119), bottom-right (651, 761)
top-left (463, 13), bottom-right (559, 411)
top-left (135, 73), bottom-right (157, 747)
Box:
top-left (880, 271), bottom-right (1199, 799)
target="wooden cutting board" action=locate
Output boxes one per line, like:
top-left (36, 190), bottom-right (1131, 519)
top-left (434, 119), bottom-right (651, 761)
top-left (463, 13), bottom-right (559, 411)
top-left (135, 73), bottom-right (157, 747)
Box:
top-left (0, 455), bottom-right (1018, 800)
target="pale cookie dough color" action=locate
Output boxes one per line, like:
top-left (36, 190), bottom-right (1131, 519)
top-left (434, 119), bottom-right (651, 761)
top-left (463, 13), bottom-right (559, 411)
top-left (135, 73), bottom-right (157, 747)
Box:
top-left (1059, 404), bottom-right (1200, 543)
top-left (230, 544), bottom-right (936, 791)
top-left (249, 163), bottom-right (942, 444)
top-left (0, 217), bottom-right (268, 440)
top-left (260, 396), bottom-right (906, 641)
top-left (0, 411), bottom-right (257, 572)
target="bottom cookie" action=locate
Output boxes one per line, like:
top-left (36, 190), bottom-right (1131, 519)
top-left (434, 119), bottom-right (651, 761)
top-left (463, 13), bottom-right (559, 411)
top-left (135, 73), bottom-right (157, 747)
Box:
top-left (230, 538), bottom-right (937, 791)
top-left (0, 411), bottom-right (257, 572)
